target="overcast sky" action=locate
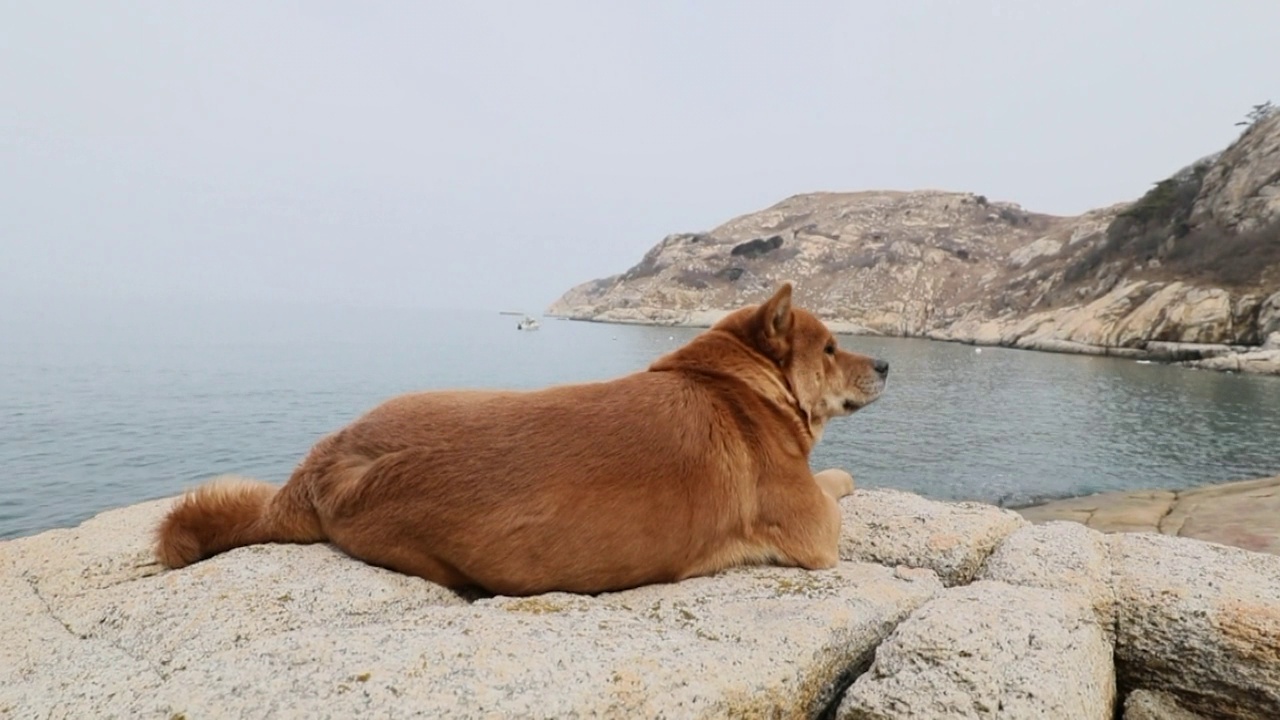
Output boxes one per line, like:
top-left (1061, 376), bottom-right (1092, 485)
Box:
top-left (3, 2), bottom-right (1278, 312)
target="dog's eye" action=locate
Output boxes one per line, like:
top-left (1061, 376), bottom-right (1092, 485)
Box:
top-left (824, 342), bottom-right (836, 355)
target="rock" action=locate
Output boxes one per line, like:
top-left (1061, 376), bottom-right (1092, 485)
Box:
top-left (9, 483), bottom-right (1280, 717)
top-left (1190, 111), bottom-right (1280, 234)
top-left (1013, 336), bottom-right (1109, 356)
top-left (1015, 476), bottom-right (1280, 556)
top-left (0, 494), bottom-right (944, 718)
top-left (1163, 288), bottom-right (1237, 344)
top-left (1159, 476), bottom-right (1280, 554)
top-left (1109, 284), bottom-right (1234, 345)
top-left (0, 499), bottom-right (471, 716)
top-left (976, 521), bottom-right (1116, 636)
top-left (837, 581), bottom-right (1115, 720)
top-left (1021, 282), bottom-right (1239, 349)
top-left (1016, 489), bottom-right (1177, 534)
top-left (1111, 532), bottom-right (1280, 719)
top-left (1260, 291), bottom-right (1280, 339)
top-left (1008, 236), bottom-right (1063, 268)
top-left (1123, 689), bottom-right (1208, 720)
top-left (1014, 281), bottom-right (1152, 347)
top-left (839, 489), bottom-right (1028, 586)
top-left (1142, 341), bottom-right (1238, 362)
top-left (1184, 348), bottom-right (1280, 375)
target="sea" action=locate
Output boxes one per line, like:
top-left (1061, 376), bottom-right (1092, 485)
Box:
top-left (2, 296), bottom-right (1279, 541)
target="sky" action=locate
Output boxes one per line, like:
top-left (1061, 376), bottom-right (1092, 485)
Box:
top-left (3, 1), bottom-right (1279, 313)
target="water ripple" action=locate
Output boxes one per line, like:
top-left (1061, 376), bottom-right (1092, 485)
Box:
top-left (2, 310), bottom-right (1279, 539)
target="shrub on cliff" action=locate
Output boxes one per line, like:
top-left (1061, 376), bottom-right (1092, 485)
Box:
top-left (1060, 172), bottom-right (1200, 285)
top-left (1162, 218), bottom-right (1280, 287)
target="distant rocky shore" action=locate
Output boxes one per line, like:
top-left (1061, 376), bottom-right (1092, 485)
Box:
top-left (549, 112), bottom-right (1280, 377)
top-left (553, 300), bottom-right (1280, 376)
top-left (4, 481), bottom-right (1279, 717)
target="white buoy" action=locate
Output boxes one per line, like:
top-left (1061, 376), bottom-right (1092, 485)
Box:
top-left (975, 347), bottom-right (983, 354)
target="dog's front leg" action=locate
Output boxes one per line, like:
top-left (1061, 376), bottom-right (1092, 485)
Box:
top-left (813, 468), bottom-right (855, 500)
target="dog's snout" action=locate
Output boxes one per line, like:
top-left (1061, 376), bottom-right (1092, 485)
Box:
top-left (873, 358), bottom-right (890, 378)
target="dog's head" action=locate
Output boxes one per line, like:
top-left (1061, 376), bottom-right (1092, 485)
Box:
top-left (722, 283), bottom-right (888, 433)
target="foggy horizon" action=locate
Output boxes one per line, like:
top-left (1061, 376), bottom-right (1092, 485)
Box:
top-left (4, 2), bottom-right (1279, 314)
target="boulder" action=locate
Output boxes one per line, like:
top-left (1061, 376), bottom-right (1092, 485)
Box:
top-left (1111, 533), bottom-right (1280, 719)
top-left (7, 483), bottom-right (1280, 718)
top-left (976, 521), bottom-right (1116, 637)
top-left (0, 496), bottom-right (944, 718)
top-left (839, 489), bottom-right (1028, 586)
top-left (837, 581), bottom-right (1115, 719)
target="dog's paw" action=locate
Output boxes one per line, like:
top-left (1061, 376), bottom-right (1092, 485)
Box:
top-left (814, 468), bottom-right (855, 499)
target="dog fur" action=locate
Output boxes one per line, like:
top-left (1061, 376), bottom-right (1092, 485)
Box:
top-left (154, 283), bottom-right (888, 596)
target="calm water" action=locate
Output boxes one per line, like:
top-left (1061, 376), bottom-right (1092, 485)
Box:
top-left (2, 298), bottom-right (1279, 540)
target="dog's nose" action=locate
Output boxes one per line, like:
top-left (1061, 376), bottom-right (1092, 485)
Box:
top-left (873, 358), bottom-right (890, 377)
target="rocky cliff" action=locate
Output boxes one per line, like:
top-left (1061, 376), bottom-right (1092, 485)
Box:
top-left (550, 112), bottom-right (1280, 374)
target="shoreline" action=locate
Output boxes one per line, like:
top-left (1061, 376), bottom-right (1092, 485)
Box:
top-left (548, 311), bottom-right (1280, 376)
top-left (1012, 474), bottom-right (1280, 555)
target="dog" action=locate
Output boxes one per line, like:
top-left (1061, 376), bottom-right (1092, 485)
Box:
top-left (154, 282), bottom-right (889, 596)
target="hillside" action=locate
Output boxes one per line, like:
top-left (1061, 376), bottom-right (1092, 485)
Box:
top-left (549, 112), bottom-right (1280, 374)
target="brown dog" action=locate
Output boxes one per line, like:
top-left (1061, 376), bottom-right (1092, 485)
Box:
top-left (154, 283), bottom-right (889, 596)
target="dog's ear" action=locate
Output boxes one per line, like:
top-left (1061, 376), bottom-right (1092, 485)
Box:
top-left (750, 283), bottom-right (794, 361)
top-left (758, 283), bottom-right (794, 340)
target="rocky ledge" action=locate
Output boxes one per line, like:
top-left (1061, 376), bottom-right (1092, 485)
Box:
top-left (1016, 475), bottom-right (1280, 555)
top-left (4, 488), bottom-right (1278, 718)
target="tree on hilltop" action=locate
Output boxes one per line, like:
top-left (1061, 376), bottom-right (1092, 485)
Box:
top-left (1236, 101), bottom-right (1276, 128)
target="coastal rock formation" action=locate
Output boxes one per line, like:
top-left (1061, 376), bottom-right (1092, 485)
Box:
top-left (977, 521), bottom-right (1117, 637)
top-left (1016, 475), bottom-right (1280, 555)
top-left (5, 487), bottom-right (1280, 717)
top-left (838, 581), bottom-right (1115, 719)
top-left (550, 113), bottom-right (1280, 375)
top-left (1112, 533), bottom-right (1280, 719)
top-left (1191, 110), bottom-right (1280, 234)
top-left (839, 487), bottom-right (1028, 587)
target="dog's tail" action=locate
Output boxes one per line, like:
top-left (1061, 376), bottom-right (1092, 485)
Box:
top-left (154, 474), bottom-right (326, 569)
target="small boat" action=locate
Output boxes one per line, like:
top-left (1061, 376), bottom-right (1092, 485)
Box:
top-left (517, 316), bottom-right (541, 331)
